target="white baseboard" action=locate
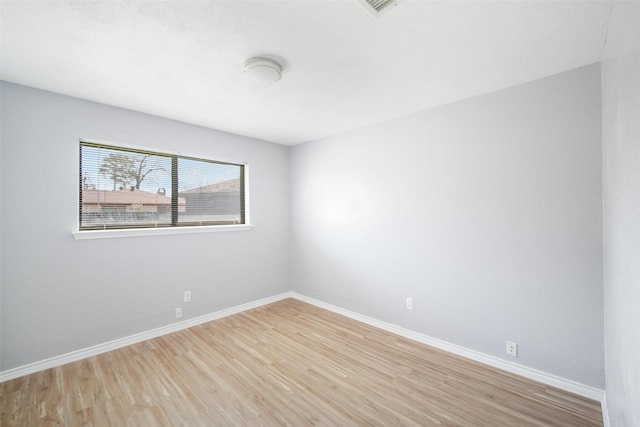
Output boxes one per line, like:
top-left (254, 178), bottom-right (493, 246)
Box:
top-left (1, 290), bottom-right (605, 411)
top-left (0, 292), bottom-right (293, 383)
top-left (289, 292), bottom-right (605, 403)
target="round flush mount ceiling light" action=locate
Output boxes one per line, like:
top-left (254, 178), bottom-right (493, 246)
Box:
top-left (243, 57), bottom-right (282, 84)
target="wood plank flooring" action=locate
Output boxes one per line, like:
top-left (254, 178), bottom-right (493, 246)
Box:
top-left (1, 298), bottom-right (603, 426)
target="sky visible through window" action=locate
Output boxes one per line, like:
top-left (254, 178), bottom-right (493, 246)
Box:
top-left (81, 145), bottom-right (241, 195)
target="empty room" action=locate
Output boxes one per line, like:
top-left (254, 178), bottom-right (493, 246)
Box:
top-left (1, 1), bottom-right (638, 426)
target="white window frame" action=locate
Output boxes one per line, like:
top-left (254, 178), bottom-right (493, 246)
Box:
top-left (72, 138), bottom-right (252, 240)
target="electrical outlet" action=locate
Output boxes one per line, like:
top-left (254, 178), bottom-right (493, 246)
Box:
top-left (175, 307), bottom-right (182, 319)
top-left (184, 291), bottom-right (191, 303)
top-left (406, 298), bottom-right (413, 310)
top-left (506, 341), bottom-right (518, 357)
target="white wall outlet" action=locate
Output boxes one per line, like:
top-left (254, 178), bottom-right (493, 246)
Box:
top-left (175, 307), bottom-right (182, 319)
top-left (184, 291), bottom-right (191, 303)
top-left (406, 298), bottom-right (413, 310)
top-left (506, 341), bottom-right (518, 357)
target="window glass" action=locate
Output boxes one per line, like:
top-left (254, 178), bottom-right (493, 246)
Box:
top-left (79, 142), bottom-right (245, 230)
top-left (177, 158), bottom-right (243, 225)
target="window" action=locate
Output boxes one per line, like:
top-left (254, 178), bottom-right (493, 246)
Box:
top-left (79, 141), bottom-right (246, 230)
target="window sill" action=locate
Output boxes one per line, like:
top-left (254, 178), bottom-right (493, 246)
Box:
top-left (72, 224), bottom-right (253, 240)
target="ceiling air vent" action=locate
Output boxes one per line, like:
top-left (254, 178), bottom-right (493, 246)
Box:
top-left (358, 0), bottom-right (401, 16)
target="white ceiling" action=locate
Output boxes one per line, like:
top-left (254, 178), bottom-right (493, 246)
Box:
top-left (0, 1), bottom-right (612, 145)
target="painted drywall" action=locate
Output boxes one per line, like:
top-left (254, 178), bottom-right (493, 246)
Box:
top-left (290, 65), bottom-right (604, 387)
top-left (0, 82), bottom-right (290, 370)
top-left (602, 2), bottom-right (640, 425)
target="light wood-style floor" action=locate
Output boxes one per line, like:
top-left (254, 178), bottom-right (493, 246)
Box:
top-left (1, 298), bottom-right (603, 426)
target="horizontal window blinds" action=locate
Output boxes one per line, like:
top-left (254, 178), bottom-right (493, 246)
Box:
top-left (79, 142), bottom-right (245, 230)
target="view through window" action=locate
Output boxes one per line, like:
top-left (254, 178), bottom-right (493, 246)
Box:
top-left (79, 142), bottom-right (245, 230)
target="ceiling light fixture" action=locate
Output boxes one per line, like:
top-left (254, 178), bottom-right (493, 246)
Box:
top-left (243, 57), bottom-right (282, 84)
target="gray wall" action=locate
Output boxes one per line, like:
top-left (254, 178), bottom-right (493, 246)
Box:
top-left (602, 2), bottom-right (640, 425)
top-left (0, 82), bottom-right (290, 370)
top-left (1, 63), bottom-right (611, 393)
top-left (290, 65), bottom-right (604, 387)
